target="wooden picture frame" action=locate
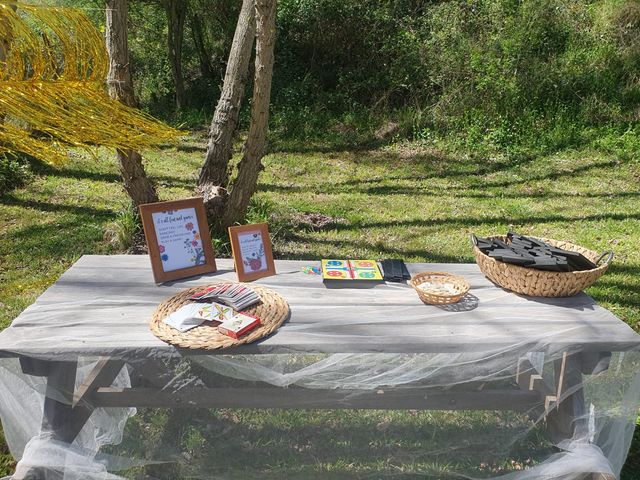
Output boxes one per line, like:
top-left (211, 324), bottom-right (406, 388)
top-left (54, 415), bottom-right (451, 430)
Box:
top-left (228, 223), bottom-right (276, 282)
top-left (139, 198), bottom-right (217, 283)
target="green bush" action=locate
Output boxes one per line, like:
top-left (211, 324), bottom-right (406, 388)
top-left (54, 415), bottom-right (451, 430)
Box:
top-left (0, 155), bottom-right (31, 194)
top-left (269, 0), bottom-right (640, 151)
top-left (103, 204), bottom-right (142, 251)
top-left (48, 0), bottom-right (640, 153)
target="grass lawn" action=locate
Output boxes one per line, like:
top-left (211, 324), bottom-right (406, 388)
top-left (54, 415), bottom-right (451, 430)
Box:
top-left (0, 133), bottom-right (639, 477)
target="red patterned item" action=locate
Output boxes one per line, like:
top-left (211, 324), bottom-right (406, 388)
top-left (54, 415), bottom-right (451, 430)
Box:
top-left (218, 312), bottom-right (261, 339)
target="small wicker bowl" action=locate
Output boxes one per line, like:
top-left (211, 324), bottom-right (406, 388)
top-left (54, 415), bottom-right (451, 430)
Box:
top-left (410, 272), bottom-right (470, 305)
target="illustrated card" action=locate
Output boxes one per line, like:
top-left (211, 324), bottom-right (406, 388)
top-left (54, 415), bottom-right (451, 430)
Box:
top-left (197, 302), bottom-right (235, 322)
top-left (163, 302), bottom-right (235, 332)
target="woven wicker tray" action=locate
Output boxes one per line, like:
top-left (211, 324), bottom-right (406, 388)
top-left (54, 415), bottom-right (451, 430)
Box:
top-left (150, 283), bottom-right (290, 350)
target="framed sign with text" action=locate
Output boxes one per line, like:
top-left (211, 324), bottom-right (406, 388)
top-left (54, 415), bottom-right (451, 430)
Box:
top-left (139, 198), bottom-right (217, 283)
top-left (228, 223), bottom-right (276, 282)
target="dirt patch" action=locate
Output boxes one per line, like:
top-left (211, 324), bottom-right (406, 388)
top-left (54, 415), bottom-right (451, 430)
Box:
top-left (127, 231), bottom-right (148, 255)
top-left (291, 212), bottom-right (348, 231)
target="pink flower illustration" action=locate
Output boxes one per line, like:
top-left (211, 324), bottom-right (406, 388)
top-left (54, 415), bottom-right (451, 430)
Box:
top-left (159, 245), bottom-right (165, 253)
top-left (192, 240), bottom-right (198, 247)
top-left (185, 222), bottom-right (194, 230)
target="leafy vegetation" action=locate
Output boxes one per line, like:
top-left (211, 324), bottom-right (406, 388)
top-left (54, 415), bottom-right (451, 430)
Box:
top-left (0, 155), bottom-right (31, 195)
top-left (43, 0), bottom-right (640, 156)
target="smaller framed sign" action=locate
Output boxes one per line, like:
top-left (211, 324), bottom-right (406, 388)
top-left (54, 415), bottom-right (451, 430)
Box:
top-left (228, 223), bottom-right (276, 282)
top-left (139, 197), bottom-right (217, 283)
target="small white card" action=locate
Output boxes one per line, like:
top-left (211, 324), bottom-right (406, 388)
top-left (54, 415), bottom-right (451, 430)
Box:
top-left (163, 302), bottom-right (234, 332)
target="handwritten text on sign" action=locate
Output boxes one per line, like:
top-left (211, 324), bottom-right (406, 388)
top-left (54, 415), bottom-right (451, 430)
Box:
top-left (238, 231), bottom-right (267, 273)
top-left (151, 208), bottom-right (205, 272)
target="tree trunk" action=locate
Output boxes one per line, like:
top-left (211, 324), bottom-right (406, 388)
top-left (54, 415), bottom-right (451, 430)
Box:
top-left (106, 0), bottom-right (159, 206)
top-left (0, 5), bottom-right (16, 71)
top-left (197, 0), bottom-right (256, 224)
top-left (0, 4), bottom-right (17, 124)
top-left (190, 9), bottom-right (212, 80)
top-left (221, 0), bottom-right (276, 228)
top-left (166, 0), bottom-right (187, 110)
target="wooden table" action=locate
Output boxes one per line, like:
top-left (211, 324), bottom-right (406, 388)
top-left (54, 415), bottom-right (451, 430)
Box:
top-left (0, 255), bottom-right (638, 479)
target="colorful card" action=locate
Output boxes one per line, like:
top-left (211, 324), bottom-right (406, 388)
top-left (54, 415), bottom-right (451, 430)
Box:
top-left (218, 312), bottom-right (261, 339)
top-left (321, 259), bottom-right (383, 281)
top-left (198, 302), bottom-right (235, 322)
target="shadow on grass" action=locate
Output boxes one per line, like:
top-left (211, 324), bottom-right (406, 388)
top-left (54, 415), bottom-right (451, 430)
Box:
top-left (176, 144), bottom-right (207, 154)
top-left (622, 425), bottom-right (640, 480)
top-left (29, 161), bottom-right (194, 190)
top-left (0, 194), bottom-right (116, 217)
top-left (259, 158), bottom-right (621, 196)
top-left (588, 267), bottom-right (640, 331)
top-left (269, 136), bottom-right (385, 155)
top-left (260, 182), bottom-right (640, 200)
top-left (324, 212), bottom-right (640, 233)
top-left (278, 234), bottom-right (465, 263)
top-left (0, 215), bottom-right (114, 261)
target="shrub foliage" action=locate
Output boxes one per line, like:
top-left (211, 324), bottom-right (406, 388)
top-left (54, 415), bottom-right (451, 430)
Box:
top-left (45, 0), bottom-right (640, 151)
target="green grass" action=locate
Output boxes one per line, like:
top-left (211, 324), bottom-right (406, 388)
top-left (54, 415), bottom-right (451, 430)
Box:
top-left (107, 407), bottom-right (555, 479)
top-left (0, 133), bottom-right (639, 477)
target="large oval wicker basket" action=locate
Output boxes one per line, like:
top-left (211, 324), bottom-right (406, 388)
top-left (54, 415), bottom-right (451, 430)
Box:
top-left (472, 236), bottom-right (612, 297)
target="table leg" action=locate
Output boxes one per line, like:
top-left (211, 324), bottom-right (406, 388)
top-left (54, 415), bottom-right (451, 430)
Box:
top-left (518, 353), bottom-right (611, 480)
top-left (13, 361), bottom-right (82, 480)
top-left (40, 361), bottom-right (91, 443)
top-left (12, 358), bottom-right (125, 480)
top-left (546, 353), bottom-right (589, 443)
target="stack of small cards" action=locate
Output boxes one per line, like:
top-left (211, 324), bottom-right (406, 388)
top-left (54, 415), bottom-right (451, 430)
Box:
top-left (189, 284), bottom-right (261, 310)
top-left (217, 312), bottom-right (261, 339)
top-left (162, 284), bottom-right (262, 339)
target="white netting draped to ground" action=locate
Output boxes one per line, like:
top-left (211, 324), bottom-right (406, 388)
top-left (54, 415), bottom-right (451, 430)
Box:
top-left (0, 256), bottom-right (637, 479)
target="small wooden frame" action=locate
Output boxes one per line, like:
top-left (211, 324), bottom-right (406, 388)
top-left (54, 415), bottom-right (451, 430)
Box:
top-left (228, 223), bottom-right (276, 282)
top-left (139, 198), bottom-right (216, 283)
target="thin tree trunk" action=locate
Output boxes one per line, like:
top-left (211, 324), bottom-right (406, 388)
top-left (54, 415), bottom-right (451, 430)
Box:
top-left (166, 0), bottom-right (187, 110)
top-left (197, 0), bottom-right (256, 224)
top-left (190, 9), bottom-right (212, 80)
top-left (0, 5), bottom-right (16, 71)
top-left (106, 0), bottom-right (159, 206)
top-left (0, 4), bottom-right (17, 124)
top-left (221, 0), bottom-right (276, 228)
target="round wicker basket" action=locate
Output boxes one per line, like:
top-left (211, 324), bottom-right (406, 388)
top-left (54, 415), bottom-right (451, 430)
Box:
top-left (410, 271), bottom-right (470, 305)
top-left (472, 236), bottom-right (613, 297)
top-left (150, 282), bottom-right (290, 350)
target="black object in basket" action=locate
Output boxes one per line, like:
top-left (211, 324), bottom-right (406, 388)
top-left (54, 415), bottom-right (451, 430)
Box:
top-left (472, 231), bottom-right (604, 272)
